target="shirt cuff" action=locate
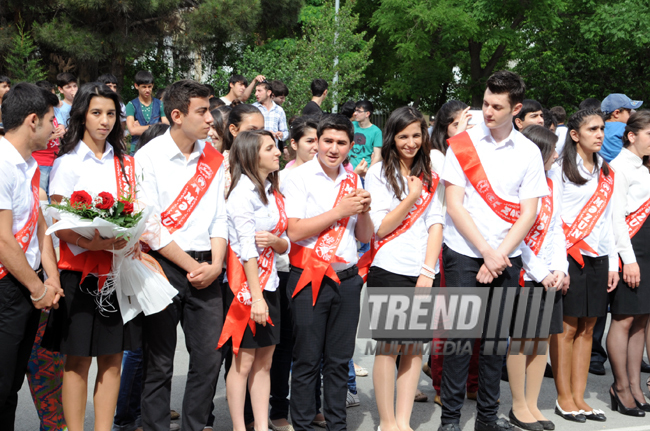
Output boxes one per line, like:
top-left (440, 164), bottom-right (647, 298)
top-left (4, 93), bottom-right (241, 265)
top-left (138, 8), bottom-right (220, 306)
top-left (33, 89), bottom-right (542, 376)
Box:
top-left (619, 250), bottom-right (637, 265)
top-left (239, 239), bottom-right (259, 262)
top-left (609, 254), bottom-right (619, 272)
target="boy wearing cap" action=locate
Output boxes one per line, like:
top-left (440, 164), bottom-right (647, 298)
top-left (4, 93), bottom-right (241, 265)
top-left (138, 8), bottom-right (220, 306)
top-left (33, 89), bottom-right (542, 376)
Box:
top-left (600, 93), bottom-right (643, 162)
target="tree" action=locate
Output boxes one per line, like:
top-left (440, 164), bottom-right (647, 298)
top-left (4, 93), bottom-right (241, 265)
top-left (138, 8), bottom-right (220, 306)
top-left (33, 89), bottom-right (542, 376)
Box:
top-left (5, 20), bottom-right (46, 83)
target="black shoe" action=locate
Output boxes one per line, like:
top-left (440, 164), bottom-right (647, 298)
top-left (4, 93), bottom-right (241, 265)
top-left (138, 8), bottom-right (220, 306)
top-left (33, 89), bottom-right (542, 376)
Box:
top-left (589, 361), bottom-right (606, 375)
top-left (642, 360), bottom-right (650, 373)
top-left (610, 385), bottom-right (645, 417)
top-left (543, 363), bottom-right (553, 378)
top-left (635, 398), bottom-right (650, 412)
top-left (582, 409), bottom-right (607, 421)
top-left (554, 401), bottom-right (586, 423)
top-left (537, 420), bottom-right (555, 430)
top-left (475, 418), bottom-right (514, 431)
top-left (508, 410), bottom-right (542, 431)
top-left (438, 424), bottom-right (461, 431)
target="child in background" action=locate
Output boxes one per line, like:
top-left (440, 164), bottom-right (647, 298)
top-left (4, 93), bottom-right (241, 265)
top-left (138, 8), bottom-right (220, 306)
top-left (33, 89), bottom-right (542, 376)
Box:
top-left (126, 70), bottom-right (169, 154)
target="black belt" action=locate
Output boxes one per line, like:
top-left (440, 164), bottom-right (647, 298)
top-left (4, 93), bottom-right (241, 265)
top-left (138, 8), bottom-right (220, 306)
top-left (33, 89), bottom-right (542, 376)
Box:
top-left (186, 250), bottom-right (212, 262)
top-left (290, 264), bottom-right (359, 282)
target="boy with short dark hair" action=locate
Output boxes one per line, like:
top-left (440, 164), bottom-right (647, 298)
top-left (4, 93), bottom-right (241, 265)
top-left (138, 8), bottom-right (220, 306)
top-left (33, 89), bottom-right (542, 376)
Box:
top-left (126, 70), bottom-right (169, 154)
top-left (271, 80), bottom-right (289, 106)
top-left (351, 100), bottom-right (382, 174)
top-left (0, 75), bottom-right (11, 129)
top-left (220, 74), bottom-right (264, 106)
top-left (514, 99), bottom-right (544, 131)
top-left (253, 80), bottom-right (288, 141)
top-left (54, 72), bottom-right (77, 129)
top-left (302, 79), bottom-right (328, 116)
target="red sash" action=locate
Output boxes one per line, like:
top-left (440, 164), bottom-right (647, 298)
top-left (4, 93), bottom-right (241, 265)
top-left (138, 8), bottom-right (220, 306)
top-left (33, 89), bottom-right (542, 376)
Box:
top-left (448, 132), bottom-right (520, 223)
top-left (0, 169), bottom-right (41, 280)
top-left (289, 172), bottom-right (358, 305)
top-left (626, 196), bottom-right (650, 239)
top-left (562, 168), bottom-right (614, 267)
top-left (161, 144), bottom-right (224, 234)
top-left (218, 191), bottom-right (287, 355)
top-left (58, 156), bottom-right (136, 289)
top-left (519, 177), bottom-right (554, 285)
top-left (358, 172), bottom-right (439, 282)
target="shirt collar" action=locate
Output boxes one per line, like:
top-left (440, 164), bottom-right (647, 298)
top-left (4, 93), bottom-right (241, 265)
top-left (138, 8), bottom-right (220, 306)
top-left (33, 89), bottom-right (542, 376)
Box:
top-left (74, 140), bottom-right (114, 161)
top-left (0, 137), bottom-right (29, 167)
top-left (620, 147), bottom-right (643, 168)
top-left (575, 152), bottom-right (602, 176)
top-left (310, 157), bottom-right (348, 185)
top-left (161, 129), bottom-right (204, 162)
top-left (478, 121), bottom-right (517, 149)
top-left (254, 101), bottom-right (277, 113)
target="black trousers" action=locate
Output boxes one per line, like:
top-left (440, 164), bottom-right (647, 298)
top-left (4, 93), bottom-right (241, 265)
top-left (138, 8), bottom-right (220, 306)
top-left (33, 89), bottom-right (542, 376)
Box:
top-left (288, 266), bottom-right (362, 431)
top-left (440, 245), bottom-right (522, 425)
top-left (0, 273), bottom-right (41, 430)
top-left (141, 252), bottom-right (224, 431)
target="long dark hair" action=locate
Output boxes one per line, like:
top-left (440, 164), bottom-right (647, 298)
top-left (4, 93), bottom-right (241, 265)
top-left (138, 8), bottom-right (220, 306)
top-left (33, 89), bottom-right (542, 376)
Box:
top-left (227, 129), bottom-right (280, 205)
top-left (430, 100), bottom-right (468, 154)
top-left (560, 108), bottom-right (609, 185)
top-left (380, 106), bottom-right (433, 199)
top-left (287, 115), bottom-right (319, 161)
top-left (58, 82), bottom-right (130, 185)
top-left (223, 104), bottom-right (263, 152)
top-left (622, 110), bottom-right (650, 172)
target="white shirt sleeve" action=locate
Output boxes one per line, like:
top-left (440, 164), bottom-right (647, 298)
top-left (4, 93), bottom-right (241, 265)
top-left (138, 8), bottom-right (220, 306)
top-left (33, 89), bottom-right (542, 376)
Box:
top-left (135, 153), bottom-right (172, 250)
top-left (612, 168), bottom-right (635, 264)
top-left (519, 152), bottom-right (549, 200)
top-left (0, 164), bottom-right (15, 210)
top-left (365, 166), bottom-right (393, 235)
top-left (521, 243), bottom-right (552, 283)
top-left (424, 181), bottom-right (445, 229)
top-left (227, 185), bottom-right (258, 262)
top-left (208, 165), bottom-right (229, 241)
top-left (441, 147), bottom-right (467, 188)
top-left (283, 172), bottom-right (307, 219)
top-left (49, 157), bottom-right (77, 198)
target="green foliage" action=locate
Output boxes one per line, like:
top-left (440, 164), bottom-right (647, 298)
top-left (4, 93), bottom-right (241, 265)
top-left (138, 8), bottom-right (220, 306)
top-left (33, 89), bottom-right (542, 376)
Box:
top-left (5, 20), bottom-right (47, 83)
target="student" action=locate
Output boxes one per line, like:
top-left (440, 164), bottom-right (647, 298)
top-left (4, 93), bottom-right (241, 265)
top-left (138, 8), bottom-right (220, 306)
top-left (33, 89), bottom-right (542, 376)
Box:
top-left (510, 125), bottom-right (566, 431)
top-left (0, 82), bottom-right (63, 431)
top-left (135, 80), bottom-right (228, 431)
top-left (607, 111), bottom-right (650, 417)
top-left (253, 80), bottom-right (289, 142)
top-left (32, 80), bottom-right (66, 195)
top-left (302, 79), bottom-right (328, 116)
top-left (551, 106), bottom-right (568, 154)
top-left (0, 75), bottom-right (11, 129)
top-left (97, 73), bottom-right (127, 131)
top-left (514, 99), bottom-right (544, 131)
top-left (210, 96), bottom-right (226, 111)
top-left (283, 114), bottom-right (373, 431)
top-left (439, 71), bottom-right (548, 431)
top-left (363, 106), bottom-right (444, 431)
top-left (54, 72), bottom-right (78, 129)
top-left (599, 93), bottom-right (643, 162)
top-left (219, 130), bottom-right (288, 431)
top-left (350, 101), bottom-right (383, 175)
top-left (220, 74), bottom-right (265, 106)
top-left (125, 70), bottom-right (169, 153)
top-left (208, 107), bottom-right (227, 152)
top-left (271, 80), bottom-right (289, 106)
top-left (551, 109), bottom-right (618, 423)
top-left (579, 98), bottom-right (602, 111)
top-left (543, 108), bottom-right (557, 132)
top-left (43, 82), bottom-right (139, 431)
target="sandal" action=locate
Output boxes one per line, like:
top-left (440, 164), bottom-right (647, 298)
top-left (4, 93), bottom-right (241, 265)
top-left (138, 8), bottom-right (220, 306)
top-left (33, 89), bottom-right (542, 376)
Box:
top-left (414, 389), bottom-right (428, 402)
top-left (354, 363), bottom-right (368, 377)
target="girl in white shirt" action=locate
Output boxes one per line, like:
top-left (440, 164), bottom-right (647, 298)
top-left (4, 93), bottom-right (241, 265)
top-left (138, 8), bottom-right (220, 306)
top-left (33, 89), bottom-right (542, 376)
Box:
top-left (607, 111), bottom-right (650, 416)
top-left (365, 106), bottom-right (444, 431)
top-left (43, 83), bottom-right (138, 431)
top-left (224, 130), bottom-right (289, 431)
top-left (552, 109), bottom-right (619, 423)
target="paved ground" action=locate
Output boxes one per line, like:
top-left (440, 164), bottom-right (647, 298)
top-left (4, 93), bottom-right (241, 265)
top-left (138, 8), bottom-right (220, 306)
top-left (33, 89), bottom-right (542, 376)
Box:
top-left (14, 316), bottom-right (650, 431)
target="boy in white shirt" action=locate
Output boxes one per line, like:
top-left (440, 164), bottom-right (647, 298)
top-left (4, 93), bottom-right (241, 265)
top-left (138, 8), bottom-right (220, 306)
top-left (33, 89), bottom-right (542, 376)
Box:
top-left (439, 71), bottom-right (548, 431)
top-left (282, 114), bottom-right (373, 431)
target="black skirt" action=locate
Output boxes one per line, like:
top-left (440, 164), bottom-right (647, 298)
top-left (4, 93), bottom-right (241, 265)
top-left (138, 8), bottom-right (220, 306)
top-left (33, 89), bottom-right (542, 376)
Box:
top-left (512, 281), bottom-right (563, 336)
top-left (41, 270), bottom-right (141, 356)
top-left (225, 286), bottom-right (281, 349)
top-left (563, 255), bottom-right (609, 318)
top-left (611, 218), bottom-right (650, 315)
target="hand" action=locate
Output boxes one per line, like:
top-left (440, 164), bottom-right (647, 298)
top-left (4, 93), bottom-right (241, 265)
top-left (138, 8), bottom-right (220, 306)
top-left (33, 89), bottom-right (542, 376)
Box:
top-left (84, 229), bottom-right (128, 251)
top-left (481, 248), bottom-right (511, 278)
top-left (551, 270), bottom-right (565, 290)
top-left (274, 131), bottom-right (284, 140)
top-left (541, 273), bottom-right (555, 290)
top-left (126, 241), bottom-right (142, 260)
top-left (255, 231), bottom-right (279, 249)
top-left (336, 191), bottom-right (364, 218)
top-left (255, 75), bottom-right (266, 83)
top-left (623, 263), bottom-right (640, 288)
top-left (250, 298), bottom-right (268, 326)
top-left (187, 262), bottom-right (221, 289)
top-left (356, 189), bottom-right (372, 213)
top-left (51, 125), bottom-right (65, 140)
top-left (416, 274), bottom-right (434, 288)
top-left (406, 175), bottom-right (423, 198)
top-left (476, 264), bottom-right (495, 284)
top-left (34, 278), bottom-right (64, 310)
top-left (353, 159), bottom-right (368, 177)
top-left (607, 271), bottom-right (619, 293)
top-left (561, 274), bottom-right (570, 295)
top-left (456, 107), bottom-right (473, 135)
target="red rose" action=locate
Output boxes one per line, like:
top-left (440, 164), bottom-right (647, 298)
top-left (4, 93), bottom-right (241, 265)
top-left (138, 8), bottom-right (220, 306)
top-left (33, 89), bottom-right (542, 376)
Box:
top-left (70, 191), bottom-right (93, 209)
top-left (120, 200), bottom-right (134, 214)
top-left (96, 192), bottom-right (115, 210)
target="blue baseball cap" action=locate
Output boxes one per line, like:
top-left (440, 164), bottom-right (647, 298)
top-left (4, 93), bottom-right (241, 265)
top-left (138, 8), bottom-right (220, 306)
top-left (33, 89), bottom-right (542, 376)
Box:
top-left (601, 93), bottom-right (643, 114)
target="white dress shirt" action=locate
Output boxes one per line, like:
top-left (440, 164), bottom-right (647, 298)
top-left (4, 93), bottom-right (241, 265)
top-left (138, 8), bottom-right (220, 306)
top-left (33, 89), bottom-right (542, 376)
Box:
top-left (50, 141), bottom-right (121, 257)
top-left (442, 122), bottom-right (549, 258)
top-left (556, 154), bottom-right (618, 271)
top-left (281, 158), bottom-right (361, 271)
top-left (227, 175), bottom-right (289, 292)
top-left (276, 167), bottom-right (297, 273)
top-left (430, 149), bottom-right (447, 214)
top-left (366, 162), bottom-right (445, 276)
top-left (0, 138), bottom-right (40, 270)
top-left (135, 129), bottom-right (228, 251)
top-left (521, 168), bottom-right (569, 282)
top-left (610, 148), bottom-right (650, 264)
top-left (555, 125), bottom-right (568, 155)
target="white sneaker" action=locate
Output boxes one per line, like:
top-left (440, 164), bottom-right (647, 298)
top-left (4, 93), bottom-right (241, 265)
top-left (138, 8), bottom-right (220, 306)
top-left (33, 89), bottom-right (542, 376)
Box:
top-left (346, 391), bottom-right (360, 408)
